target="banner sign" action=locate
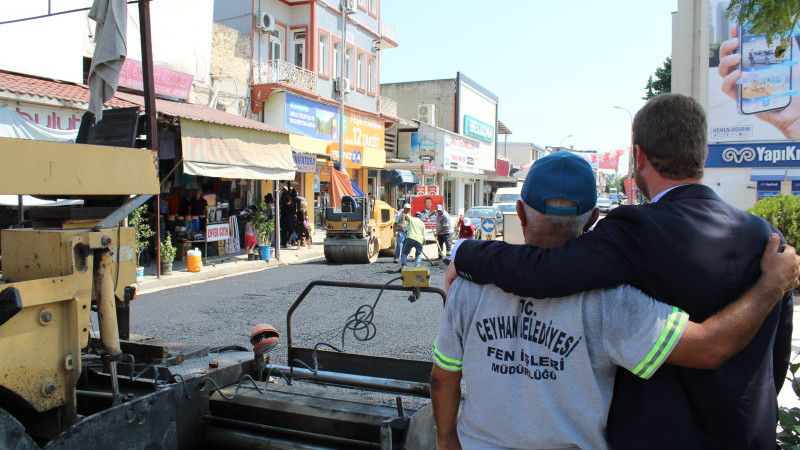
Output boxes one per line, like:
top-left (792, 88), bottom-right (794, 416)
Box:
top-left (409, 132), bottom-right (438, 163)
top-left (293, 154), bottom-right (316, 173)
top-left (422, 162), bottom-right (437, 176)
top-left (706, 143), bottom-right (800, 167)
top-left (463, 115), bottom-right (494, 143)
top-left (757, 180), bottom-right (781, 191)
top-left (416, 185), bottom-right (440, 195)
top-left (285, 93), bottom-right (339, 140)
top-left (206, 223), bottom-right (230, 242)
top-left (410, 194), bottom-right (443, 231)
top-left (118, 59), bottom-right (194, 100)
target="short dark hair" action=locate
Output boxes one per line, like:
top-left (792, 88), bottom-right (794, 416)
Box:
top-left (633, 93), bottom-right (707, 179)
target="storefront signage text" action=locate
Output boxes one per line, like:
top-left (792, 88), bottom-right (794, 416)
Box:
top-left (284, 94), bottom-right (384, 152)
top-left (706, 143), bottom-right (800, 168)
top-left (293, 154), bottom-right (316, 173)
top-left (118, 59), bottom-right (193, 100)
top-left (328, 147), bottom-right (363, 169)
top-left (206, 223), bottom-right (230, 242)
top-left (444, 134), bottom-right (479, 174)
top-left (463, 115), bottom-right (494, 143)
top-left (422, 162), bottom-right (437, 176)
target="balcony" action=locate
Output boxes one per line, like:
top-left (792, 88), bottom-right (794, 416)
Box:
top-left (379, 96), bottom-right (397, 117)
top-left (252, 59), bottom-right (317, 94)
top-left (377, 19), bottom-right (398, 49)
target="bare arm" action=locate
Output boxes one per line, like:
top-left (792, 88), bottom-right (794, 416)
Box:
top-left (668, 234), bottom-right (800, 369)
top-left (430, 366), bottom-right (462, 450)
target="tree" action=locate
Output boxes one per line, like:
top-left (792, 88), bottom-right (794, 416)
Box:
top-left (643, 57), bottom-right (671, 100)
top-left (727, 0), bottom-right (800, 58)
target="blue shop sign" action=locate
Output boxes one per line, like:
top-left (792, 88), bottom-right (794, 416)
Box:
top-left (793, 180), bottom-right (800, 194)
top-left (293, 154), bottom-right (316, 173)
top-left (757, 181), bottom-right (781, 191)
top-left (463, 115), bottom-right (494, 143)
top-left (285, 93), bottom-right (341, 140)
top-left (706, 142), bottom-right (800, 168)
top-left (758, 191), bottom-right (780, 199)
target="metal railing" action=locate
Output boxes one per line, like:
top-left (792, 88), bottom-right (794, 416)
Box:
top-left (380, 19), bottom-right (396, 43)
top-left (379, 96), bottom-right (397, 117)
top-left (253, 59), bottom-right (317, 94)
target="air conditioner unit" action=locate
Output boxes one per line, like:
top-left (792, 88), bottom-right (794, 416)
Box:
top-left (418, 104), bottom-right (436, 126)
top-left (255, 12), bottom-right (275, 32)
top-left (335, 77), bottom-right (351, 93)
top-left (342, 0), bottom-right (357, 14)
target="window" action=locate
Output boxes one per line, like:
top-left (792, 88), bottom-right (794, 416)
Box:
top-left (270, 35), bottom-right (282, 61)
top-left (293, 31), bottom-right (306, 68)
top-left (318, 30), bottom-right (330, 77)
top-left (345, 45), bottom-right (354, 81)
top-left (368, 55), bottom-right (376, 94)
top-left (357, 50), bottom-right (366, 91)
top-left (369, 0), bottom-right (377, 16)
top-left (333, 38), bottom-right (342, 79)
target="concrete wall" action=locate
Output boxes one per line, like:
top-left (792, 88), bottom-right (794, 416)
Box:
top-left (380, 79), bottom-right (457, 131)
top-left (499, 142), bottom-right (533, 166)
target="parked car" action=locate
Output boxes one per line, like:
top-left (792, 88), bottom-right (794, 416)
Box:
top-left (752, 49), bottom-right (777, 65)
top-left (596, 197), bottom-right (614, 214)
top-left (464, 206), bottom-right (504, 238)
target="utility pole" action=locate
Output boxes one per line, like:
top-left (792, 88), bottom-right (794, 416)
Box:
top-left (338, 1), bottom-right (355, 173)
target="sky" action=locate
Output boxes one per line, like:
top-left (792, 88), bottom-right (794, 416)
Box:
top-left (380, 0), bottom-right (678, 156)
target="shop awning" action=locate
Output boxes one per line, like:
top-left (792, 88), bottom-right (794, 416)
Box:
top-left (749, 169), bottom-right (786, 181)
top-left (381, 170), bottom-right (419, 187)
top-left (181, 119), bottom-right (296, 180)
top-left (786, 169), bottom-right (800, 180)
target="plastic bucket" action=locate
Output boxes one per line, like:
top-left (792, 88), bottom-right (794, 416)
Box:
top-left (260, 246), bottom-right (271, 261)
top-left (187, 248), bottom-right (202, 272)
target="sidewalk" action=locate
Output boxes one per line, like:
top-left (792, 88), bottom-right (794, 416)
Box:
top-left (135, 231), bottom-right (327, 294)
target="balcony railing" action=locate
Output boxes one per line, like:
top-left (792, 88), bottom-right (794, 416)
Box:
top-left (379, 96), bottom-right (397, 117)
top-left (253, 59), bottom-right (316, 94)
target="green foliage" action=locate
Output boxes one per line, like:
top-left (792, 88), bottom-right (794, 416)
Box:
top-left (747, 194), bottom-right (800, 248)
top-left (160, 233), bottom-right (177, 263)
top-left (252, 202), bottom-right (275, 246)
top-left (777, 358), bottom-right (800, 447)
top-left (129, 205), bottom-right (154, 266)
top-left (643, 57), bottom-right (671, 100)
top-left (728, 0), bottom-right (800, 55)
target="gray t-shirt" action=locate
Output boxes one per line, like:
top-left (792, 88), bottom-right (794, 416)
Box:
top-left (436, 211), bottom-right (451, 235)
top-left (434, 280), bottom-right (687, 449)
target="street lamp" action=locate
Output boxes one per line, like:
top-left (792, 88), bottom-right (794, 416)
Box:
top-left (613, 106), bottom-right (635, 205)
top-left (338, 2), bottom-right (356, 173)
top-left (559, 134), bottom-right (573, 149)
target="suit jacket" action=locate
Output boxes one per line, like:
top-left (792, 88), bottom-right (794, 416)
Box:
top-left (454, 184), bottom-right (793, 449)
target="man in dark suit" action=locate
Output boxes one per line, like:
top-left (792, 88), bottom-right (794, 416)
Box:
top-left (445, 93), bottom-right (794, 449)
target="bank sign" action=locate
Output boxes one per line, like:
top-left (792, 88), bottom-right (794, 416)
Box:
top-left (463, 115), bottom-right (494, 143)
top-left (706, 143), bottom-right (800, 167)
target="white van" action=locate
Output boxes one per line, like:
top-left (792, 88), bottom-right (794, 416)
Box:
top-left (492, 187), bottom-right (521, 213)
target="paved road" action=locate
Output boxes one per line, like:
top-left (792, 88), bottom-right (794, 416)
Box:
top-left (129, 255), bottom-right (449, 367)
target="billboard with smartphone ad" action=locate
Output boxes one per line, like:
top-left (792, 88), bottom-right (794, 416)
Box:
top-left (707, 1), bottom-right (800, 144)
top-left (409, 123), bottom-right (480, 174)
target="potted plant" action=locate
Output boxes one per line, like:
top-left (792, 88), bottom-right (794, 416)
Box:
top-left (252, 202), bottom-right (275, 260)
top-left (129, 205), bottom-right (154, 281)
top-left (160, 233), bottom-right (177, 275)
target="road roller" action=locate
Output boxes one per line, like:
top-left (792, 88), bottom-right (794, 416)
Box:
top-left (323, 195), bottom-right (396, 264)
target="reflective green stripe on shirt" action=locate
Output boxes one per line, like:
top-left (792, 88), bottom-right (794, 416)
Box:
top-left (434, 341), bottom-right (462, 371)
top-left (632, 307), bottom-right (688, 379)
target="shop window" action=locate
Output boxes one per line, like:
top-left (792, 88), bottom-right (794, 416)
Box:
top-left (346, 45), bottom-right (354, 81)
top-left (318, 30), bottom-right (330, 77)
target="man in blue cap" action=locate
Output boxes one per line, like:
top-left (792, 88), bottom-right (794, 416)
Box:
top-left (430, 151), bottom-right (799, 449)
top-left (444, 94), bottom-right (795, 448)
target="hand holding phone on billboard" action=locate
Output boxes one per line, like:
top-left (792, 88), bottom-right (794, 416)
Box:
top-left (718, 24), bottom-right (800, 138)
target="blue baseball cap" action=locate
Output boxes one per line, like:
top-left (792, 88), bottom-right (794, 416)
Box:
top-left (521, 152), bottom-right (597, 216)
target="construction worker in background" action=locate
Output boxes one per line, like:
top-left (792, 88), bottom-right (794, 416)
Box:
top-left (458, 216), bottom-right (475, 240)
top-left (401, 211), bottom-right (426, 268)
top-left (394, 203), bottom-right (411, 263)
top-left (435, 204), bottom-right (452, 260)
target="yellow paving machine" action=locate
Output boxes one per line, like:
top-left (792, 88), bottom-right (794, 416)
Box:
top-left (323, 196), bottom-right (397, 264)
